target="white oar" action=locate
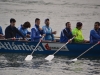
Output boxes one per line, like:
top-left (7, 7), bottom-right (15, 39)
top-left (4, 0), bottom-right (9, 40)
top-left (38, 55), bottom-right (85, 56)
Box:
top-left (25, 36), bottom-right (44, 61)
top-left (70, 42), bottom-right (99, 62)
top-left (45, 37), bottom-right (75, 61)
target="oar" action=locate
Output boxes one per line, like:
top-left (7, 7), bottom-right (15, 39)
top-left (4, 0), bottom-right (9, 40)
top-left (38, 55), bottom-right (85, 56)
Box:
top-left (25, 36), bottom-right (44, 61)
top-left (70, 42), bottom-right (99, 62)
top-left (45, 37), bottom-right (75, 61)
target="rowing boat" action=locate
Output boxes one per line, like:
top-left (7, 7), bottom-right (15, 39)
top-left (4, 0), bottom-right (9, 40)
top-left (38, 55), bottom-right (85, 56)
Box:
top-left (0, 40), bottom-right (100, 57)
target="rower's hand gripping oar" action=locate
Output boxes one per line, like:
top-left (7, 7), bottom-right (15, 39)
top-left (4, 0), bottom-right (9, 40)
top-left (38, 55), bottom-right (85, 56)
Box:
top-left (45, 37), bottom-right (75, 61)
top-left (70, 42), bottom-right (100, 62)
top-left (25, 36), bottom-right (44, 61)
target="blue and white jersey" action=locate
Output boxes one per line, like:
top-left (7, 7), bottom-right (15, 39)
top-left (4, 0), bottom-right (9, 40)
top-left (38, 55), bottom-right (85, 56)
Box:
top-left (60, 28), bottom-right (73, 43)
top-left (90, 29), bottom-right (100, 43)
top-left (31, 25), bottom-right (43, 42)
top-left (17, 25), bottom-right (30, 38)
top-left (42, 25), bottom-right (54, 41)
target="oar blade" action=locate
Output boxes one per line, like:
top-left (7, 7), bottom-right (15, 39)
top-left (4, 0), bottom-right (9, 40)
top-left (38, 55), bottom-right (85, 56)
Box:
top-left (25, 55), bottom-right (33, 61)
top-left (45, 55), bottom-right (54, 61)
top-left (70, 58), bottom-right (78, 62)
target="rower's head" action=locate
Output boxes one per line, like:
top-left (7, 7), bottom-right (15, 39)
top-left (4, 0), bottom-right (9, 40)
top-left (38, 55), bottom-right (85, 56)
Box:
top-left (94, 22), bottom-right (100, 30)
top-left (76, 22), bottom-right (82, 30)
top-left (66, 22), bottom-right (71, 28)
top-left (45, 18), bottom-right (50, 26)
top-left (35, 18), bottom-right (40, 26)
top-left (10, 18), bottom-right (16, 27)
top-left (23, 21), bottom-right (31, 29)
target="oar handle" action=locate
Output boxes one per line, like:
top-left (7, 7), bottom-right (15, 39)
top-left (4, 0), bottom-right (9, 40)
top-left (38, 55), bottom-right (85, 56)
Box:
top-left (31, 36), bottom-right (44, 55)
top-left (76, 42), bottom-right (99, 59)
top-left (53, 37), bottom-right (75, 55)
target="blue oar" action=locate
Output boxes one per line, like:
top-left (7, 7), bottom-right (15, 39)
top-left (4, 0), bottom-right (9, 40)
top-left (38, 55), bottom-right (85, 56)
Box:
top-left (45, 37), bottom-right (75, 61)
top-left (71, 42), bottom-right (99, 62)
top-left (25, 36), bottom-right (44, 61)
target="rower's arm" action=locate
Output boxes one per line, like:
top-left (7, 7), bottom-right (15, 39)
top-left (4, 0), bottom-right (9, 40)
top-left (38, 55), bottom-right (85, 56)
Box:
top-left (16, 28), bottom-right (25, 39)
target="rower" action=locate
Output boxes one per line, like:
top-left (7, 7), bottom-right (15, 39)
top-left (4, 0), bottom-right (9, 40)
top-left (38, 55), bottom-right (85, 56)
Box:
top-left (0, 26), bottom-right (5, 39)
top-left (90, 22), bottom-right (100, 43)
top-left (60, 22), bottom-right (73, 43)
top-left (72, 22), bottom-right (89, 43)
top-left (17, 21), bottom-right (31, 38)
top-left (31, 18), bottom-right (45, 42)
top-left (42, 18), bottom-right (56, 42)
top-left (5, 18), bottom-right (26, 40)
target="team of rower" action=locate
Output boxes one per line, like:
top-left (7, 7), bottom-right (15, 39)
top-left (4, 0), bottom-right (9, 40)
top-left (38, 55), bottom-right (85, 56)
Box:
top-left (0, 18), bottom-right (100, 44)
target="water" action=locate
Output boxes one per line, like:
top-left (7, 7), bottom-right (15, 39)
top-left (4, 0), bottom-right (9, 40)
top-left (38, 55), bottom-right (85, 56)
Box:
top-left (0, 0), bottom-right (100, 39)
top-left (0, 53), bottom-right (100, 75)
top-left (0, 0), bottom-right (100, 75)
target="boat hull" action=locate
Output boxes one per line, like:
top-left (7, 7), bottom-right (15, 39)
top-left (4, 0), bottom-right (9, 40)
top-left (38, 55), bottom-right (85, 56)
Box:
top-left (0, 40), bottom-right (100, 57)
